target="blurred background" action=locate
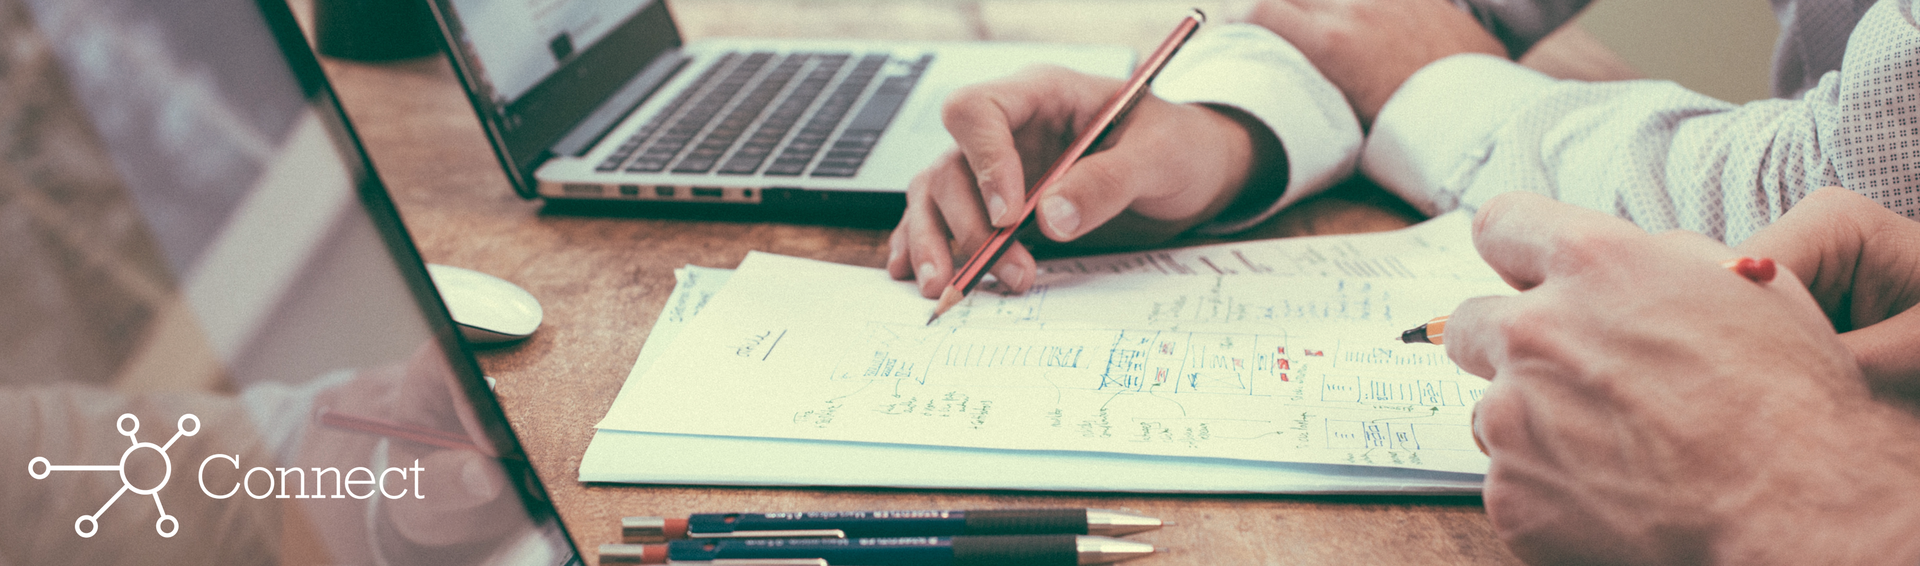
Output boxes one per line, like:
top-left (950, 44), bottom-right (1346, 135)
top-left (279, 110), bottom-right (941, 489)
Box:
top-left (0, 0), bottom-right (1785, 389)
top-left (1575, 0), bottom-right (1778, 102)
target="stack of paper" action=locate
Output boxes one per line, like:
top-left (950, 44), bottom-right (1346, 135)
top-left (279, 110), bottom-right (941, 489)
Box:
top-left (580, 213), bottom-right (1511, 493)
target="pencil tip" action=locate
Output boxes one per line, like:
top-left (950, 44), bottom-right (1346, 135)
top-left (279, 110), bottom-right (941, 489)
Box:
top-left (926, 287), bottom-right (964, 325)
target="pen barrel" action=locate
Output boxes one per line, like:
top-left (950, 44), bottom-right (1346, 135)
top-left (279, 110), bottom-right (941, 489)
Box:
top-left (693, 509), bottom-right (1087, 538)
top-left (667, 535), bottom-right (1084, 566)
top-left (952, 534), bottom-right (1079, 565)
top-left (963, 509), bottom-right (1088, 535)
top-left (696, 511), bottom-right (966, 537)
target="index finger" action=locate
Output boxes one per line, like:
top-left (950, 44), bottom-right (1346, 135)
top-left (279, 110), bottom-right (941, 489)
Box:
top-left (941, 68), bottom-right (1120, 228)
top-left (941, 79), bottom-right (1039, 228)
top-left (1442, 294), bottom-right (1517, 380)
top-left (1471, 192), bottom-right (1645, 291)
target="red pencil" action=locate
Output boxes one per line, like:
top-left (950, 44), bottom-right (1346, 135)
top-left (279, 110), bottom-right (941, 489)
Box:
top-left (926, 10), bottom-right (1207, 324)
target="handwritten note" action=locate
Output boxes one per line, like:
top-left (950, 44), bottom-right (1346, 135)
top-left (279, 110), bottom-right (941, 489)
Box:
top-left (597, 214), bottom-right (1508, 474)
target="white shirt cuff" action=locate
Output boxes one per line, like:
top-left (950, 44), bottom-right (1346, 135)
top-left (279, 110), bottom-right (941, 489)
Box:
top-left (1361, 53), bottom-right (1558, 215)
top-left (1152, 23), bottom-right (1363, 234)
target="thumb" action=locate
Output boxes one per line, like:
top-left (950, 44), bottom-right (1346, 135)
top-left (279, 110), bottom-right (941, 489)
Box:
top-left (1034, 150), bottom-right (1137, 241)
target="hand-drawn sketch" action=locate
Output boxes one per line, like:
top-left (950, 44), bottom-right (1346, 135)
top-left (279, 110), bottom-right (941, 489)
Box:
top-left (599, 217), bottom-right (1511, 475)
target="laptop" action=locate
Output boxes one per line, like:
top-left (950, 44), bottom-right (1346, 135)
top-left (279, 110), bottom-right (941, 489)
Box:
top-left (423, 0), bottom-right (1134, 214)
top-left (0, 0), bottom-right (579, 563)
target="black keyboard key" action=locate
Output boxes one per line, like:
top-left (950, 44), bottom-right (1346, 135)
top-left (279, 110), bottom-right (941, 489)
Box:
top-left (673, 54), bottom-right (808, 173)
top-left (717, 56), bottom-right (844, 175)
top-left (804, 55), bottom-right (931, 178)
top-left (764, 156), bottom-right (812, 176)
top-left (597, 54), bottom-right (738, 171)
top-left (845, 77), bottom-right (916, 132)
top-left (764, 55), bottom-right (887, 173)
top-left (640, 53), bottom-right (772, 170)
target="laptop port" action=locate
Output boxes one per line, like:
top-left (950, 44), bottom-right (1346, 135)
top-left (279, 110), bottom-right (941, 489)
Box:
top-left (618, 185), bottom-right (640, 197)
top-left (691, 187), bottom-right (723, 199)
top-left (654, 185), bottom-right (677, 198)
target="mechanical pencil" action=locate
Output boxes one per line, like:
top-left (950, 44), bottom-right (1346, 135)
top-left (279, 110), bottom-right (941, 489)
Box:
top-left (598, 534), bottom-right (1157, 566)
top-left (622, 508), bottom-right (1162, 542)
top-left (1397, 256), bottom-right (1778, 345)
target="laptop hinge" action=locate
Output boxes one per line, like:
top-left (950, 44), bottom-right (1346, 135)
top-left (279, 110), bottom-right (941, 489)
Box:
top-left (551, 50), bottom-right (691, 158)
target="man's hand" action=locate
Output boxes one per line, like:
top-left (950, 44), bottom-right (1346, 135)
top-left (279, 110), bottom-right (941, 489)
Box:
top-left (1247, 0), bottom-right (1503, 126)
top-left (1446, 193), bottom-right (1920, 565)
top-left (888, 65), bottom-right (1280, 298)
top-left (1739, 186), bottom-right (1920, 402)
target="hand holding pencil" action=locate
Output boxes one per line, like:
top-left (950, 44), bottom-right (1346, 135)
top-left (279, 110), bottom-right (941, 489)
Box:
top-left (889, 11), bottom-right (1285, 315)
top-left (1427, 191), bottom-right (1920, 566)
top-left (921, 11), bottom-right (1205, 323)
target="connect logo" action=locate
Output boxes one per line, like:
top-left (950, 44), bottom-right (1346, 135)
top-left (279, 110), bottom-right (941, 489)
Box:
top-left (28, 413), bottom-right (200, 538)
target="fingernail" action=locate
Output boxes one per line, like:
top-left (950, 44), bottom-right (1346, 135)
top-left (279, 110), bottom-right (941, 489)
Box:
top-left (1471, 409), bottom-right (1488, 456)
top-left (1004, 267), bottom-right (1026, 290)
top-left (987, 195), bottom-right (1008, 225)
top-left (1041, 196), bottom-right (1079, 237)
top-left (917, 262), bottom-right (937, 282)
top-left (888, 247), bottom-right (901, 266)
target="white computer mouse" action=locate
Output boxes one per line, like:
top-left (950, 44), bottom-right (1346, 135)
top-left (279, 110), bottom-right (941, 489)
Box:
top-left (426, 264), bottom-right (543, 343)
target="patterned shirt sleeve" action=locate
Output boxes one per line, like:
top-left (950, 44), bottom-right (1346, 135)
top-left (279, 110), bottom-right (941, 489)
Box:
top-left (1361, 0), bottom-right (1920, 243)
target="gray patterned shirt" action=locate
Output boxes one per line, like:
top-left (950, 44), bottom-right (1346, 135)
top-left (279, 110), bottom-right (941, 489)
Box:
top-left (1358, 0), bottom-right (1916, 243)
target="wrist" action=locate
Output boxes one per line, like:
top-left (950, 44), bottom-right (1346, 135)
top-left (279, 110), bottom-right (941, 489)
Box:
top-left (1158, 103), bottom-right (1287, 236)
top-left (1199, 103), bottom-right (1287, 219)
top-left (1711, 402), bottom-right (1920, 565)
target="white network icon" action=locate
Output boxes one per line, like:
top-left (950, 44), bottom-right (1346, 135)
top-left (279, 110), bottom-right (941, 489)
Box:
top-left (28, 413), bottom-right (200, 538)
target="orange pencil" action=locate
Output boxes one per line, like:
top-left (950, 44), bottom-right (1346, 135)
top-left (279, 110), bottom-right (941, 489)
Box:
top-left (927, 10), bottom-right (1206, 324)
top-left (1398, 256), bottom-right (1777, 345)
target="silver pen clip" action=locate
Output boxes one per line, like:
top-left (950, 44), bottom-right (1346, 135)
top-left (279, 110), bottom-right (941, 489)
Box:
top-left (689, 529), bottom-right (847, 539)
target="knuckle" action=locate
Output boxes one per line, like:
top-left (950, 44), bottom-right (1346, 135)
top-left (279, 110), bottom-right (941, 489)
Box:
top-left (1544, 227), bottom-right (1634, 274)
top-left (1492, 302), bottom-right (1570, 364)
top-left (1472, 390), bottom-right (1523, 447)
top-left (940, 90), bottom-right (981, 126)
top-left (1069, 159), bottom-right (1128, 197)
top-left (1018, 64), bottom-right (1073, 83)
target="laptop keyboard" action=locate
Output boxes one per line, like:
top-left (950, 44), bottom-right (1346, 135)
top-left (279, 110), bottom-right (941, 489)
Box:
top-left (595, 51), bottom-right (931, 179)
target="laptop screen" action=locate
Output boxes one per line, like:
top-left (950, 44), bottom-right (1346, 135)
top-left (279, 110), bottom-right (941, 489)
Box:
top-left (0, 0), bottom-right (579, 563)
top-left (440, 0), bottom-right (650, 104)
top-left (430, 0), bottom-right (685, 195)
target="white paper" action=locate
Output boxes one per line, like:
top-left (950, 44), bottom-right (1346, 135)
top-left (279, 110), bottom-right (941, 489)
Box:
top-left (595, 213), bottom-right (1509, 475)
top-left (580, 263), bottom-right (1481, 493)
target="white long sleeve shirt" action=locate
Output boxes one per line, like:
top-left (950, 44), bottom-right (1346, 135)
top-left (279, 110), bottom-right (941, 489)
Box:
top-left (1159, 0), bottom-right (1915, 243)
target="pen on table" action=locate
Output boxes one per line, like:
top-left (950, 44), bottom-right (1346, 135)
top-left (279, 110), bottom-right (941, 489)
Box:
top-left (621, 508), bottom-right (1163, 543)
top-left (598, 534), bottom-right (1160, 566)
top-left (926, 10), bottom-right (1207, 325)
top-left (316, 408), bottom-right (484, 453)
top-left (1396, 256), bottom-right (1779, 345)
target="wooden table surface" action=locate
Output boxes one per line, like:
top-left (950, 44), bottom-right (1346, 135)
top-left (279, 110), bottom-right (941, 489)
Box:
top-left (309, 2), bottom-right (1639, 564)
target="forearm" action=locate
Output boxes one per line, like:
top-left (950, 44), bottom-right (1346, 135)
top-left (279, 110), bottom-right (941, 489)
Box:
top-left (1363, 54), bottom-right (1839, 244)
top-left (1713, 401), bottom-right (1920, 565)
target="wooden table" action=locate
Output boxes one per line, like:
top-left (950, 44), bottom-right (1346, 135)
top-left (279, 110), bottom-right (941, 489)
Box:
top-left (311, 2), bottom-right (1639, 563)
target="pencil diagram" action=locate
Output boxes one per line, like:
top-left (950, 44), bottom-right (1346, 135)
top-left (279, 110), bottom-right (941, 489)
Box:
top-left (810, 319), bottom-right (1490, 472)
top-left (608, 250), bottom-right (1511, 475)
